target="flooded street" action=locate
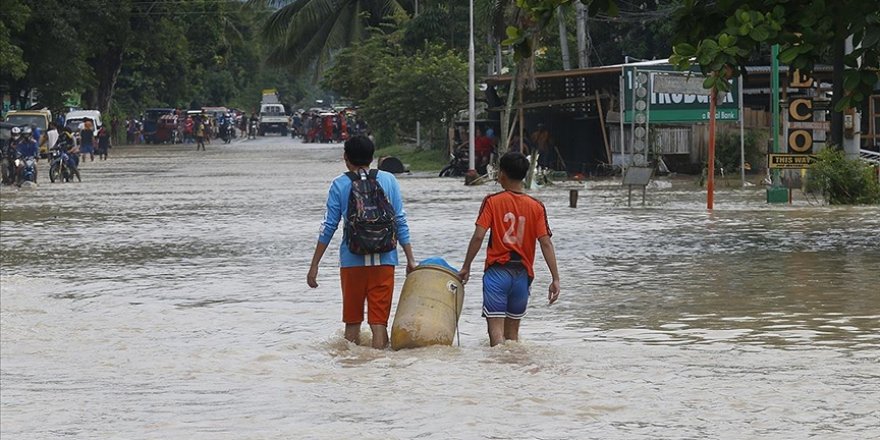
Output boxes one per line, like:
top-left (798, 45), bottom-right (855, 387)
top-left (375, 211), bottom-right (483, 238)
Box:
top-left (1, 137), bottom-right (878, 439)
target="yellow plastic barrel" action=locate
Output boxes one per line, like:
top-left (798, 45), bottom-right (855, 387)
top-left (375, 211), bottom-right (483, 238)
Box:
top-left (390, 265), bottom-right (465, 350)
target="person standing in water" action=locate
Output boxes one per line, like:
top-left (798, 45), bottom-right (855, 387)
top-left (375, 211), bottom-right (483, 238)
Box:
top-left (307, 135), bottom-right (415, 349)
top-left (459, 151), bottom-right (561, 346)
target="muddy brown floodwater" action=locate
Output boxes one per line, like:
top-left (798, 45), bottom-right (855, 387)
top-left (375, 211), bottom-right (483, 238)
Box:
top-left (1, 137), bottom-right (878, 439)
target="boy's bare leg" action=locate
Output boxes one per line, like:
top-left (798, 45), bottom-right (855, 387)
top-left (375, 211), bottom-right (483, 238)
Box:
top-left (369, 324), bottom-right (389, 349)
top-left (345, 323), bottom-right (361, 344)
top-left (503, 318), bottom-right (521, 342)
top-left (487, 318), bottom-right (505, 346)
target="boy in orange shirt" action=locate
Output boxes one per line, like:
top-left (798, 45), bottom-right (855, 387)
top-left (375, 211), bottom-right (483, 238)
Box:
top-left (459, 152), bottom-right (561, 346)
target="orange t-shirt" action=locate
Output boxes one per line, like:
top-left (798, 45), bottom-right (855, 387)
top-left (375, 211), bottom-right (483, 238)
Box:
top-left (476, 190), bottom-right (552, 278)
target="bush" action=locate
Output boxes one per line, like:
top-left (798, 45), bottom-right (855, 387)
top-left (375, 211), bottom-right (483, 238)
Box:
top-left (714, 128), bottom-right (767, 173)
top-left (806, 148), bottom-right (880, 205)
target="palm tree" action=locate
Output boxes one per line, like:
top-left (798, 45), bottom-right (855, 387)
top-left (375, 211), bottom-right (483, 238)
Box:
top-left (251, 0), bottom-right (413, 74)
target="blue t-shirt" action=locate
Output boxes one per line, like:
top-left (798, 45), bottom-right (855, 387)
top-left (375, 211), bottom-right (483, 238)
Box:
top-left (318, 169), bottom-right (411, 267)
top-left (16, 139), bottom-right (39, 158)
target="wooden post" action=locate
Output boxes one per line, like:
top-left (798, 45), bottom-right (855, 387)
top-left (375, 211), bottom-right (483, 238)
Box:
top-left (518, 87), bottom-right (525, 154)
top-left (595, 91), bottom-right (611, 164)
top-left (708, 88), bottom-right (717, 210)
top-left (569, 189), bottom-right (578, 208)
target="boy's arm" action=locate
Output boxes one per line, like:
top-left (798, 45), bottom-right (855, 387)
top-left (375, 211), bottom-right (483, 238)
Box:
top-left (307, 241), bottom-right (328, 288)
top-left (459, 225), bottom-right (487, 284)
top-left (389, 177), bottom-right (415, 273)
top-left (308, 182), bottom-right (342, 288)
top-left (538, 235), bottom-right (561, 304)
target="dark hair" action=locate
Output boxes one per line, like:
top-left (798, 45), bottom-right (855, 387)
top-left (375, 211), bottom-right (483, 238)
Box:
top-left (344, 135), bottom-right (374, 166)
top-left (499, 151), bottom-right (529, 181)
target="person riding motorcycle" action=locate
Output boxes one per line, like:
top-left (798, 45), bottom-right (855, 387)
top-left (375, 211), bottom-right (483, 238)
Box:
top-left (15, 126), bottom-right (39, 185)
top-left (248, 112), bottom-right (259, 138)
top-left (57, 127), bottom-right (80, 171)
top-left (1, 126), bottom-right (22, 184)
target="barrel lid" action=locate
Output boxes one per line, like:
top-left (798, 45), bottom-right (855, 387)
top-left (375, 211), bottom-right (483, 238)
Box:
top-left (413, 264), bottom-right (462, 281)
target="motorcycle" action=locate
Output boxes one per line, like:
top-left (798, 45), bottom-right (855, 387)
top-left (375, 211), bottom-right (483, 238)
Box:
top-left (49, 146), bottom-right (81, 183)
top-left (15, 153), bottom-right (37, 185)
top-left (248, 120), bottom-right (258, 140)
top-left (439, 144), bottom-right (470, 177)
top-left (219, 123), bottom-right (232, 144)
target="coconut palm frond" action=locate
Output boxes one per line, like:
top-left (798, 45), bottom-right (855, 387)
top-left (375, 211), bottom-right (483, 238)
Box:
top-left (260, 0), bottom-right (314, 40)
top-left (260, 0), bottom-right (412, 74)
top-left (265, 7), bottom-right (341, 73)
top-left (325, 3), bottom-right (359, 50)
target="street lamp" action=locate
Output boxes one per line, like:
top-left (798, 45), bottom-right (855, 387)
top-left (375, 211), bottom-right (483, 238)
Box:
top-left (467, 0), bottom-right (476, 175)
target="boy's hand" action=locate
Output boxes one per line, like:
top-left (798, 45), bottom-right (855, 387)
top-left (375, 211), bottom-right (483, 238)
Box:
top-left (458, 267), bottom-right (470, 284)
top-left (307, 266), bottom-right (319, 288)
top-left (406, 259), bottom-right (416, 274)
top-left (548, 279), bottom-right (560, 305)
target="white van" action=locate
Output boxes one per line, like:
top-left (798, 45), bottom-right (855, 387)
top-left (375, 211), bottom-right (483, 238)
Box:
top-left (65, 110), bottom-right (103, 137)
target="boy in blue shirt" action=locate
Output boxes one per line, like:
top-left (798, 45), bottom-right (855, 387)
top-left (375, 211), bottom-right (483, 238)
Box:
top-left (307, 136), bottom-right (415, 348)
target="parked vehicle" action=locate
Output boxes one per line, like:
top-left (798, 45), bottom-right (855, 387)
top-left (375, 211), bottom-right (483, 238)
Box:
top-left (154, 114), bottom-right (179, 143)
top-left (49, 145), bottom-right (81, 183)
top-left (64, 110), bottom-right (102, 135)
top-left (143, 108), bottom-right (175, 143)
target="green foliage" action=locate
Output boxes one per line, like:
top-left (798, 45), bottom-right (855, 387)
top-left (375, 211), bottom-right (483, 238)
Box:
top-left (250, 0), bottom-right (412, 74)
top-left (2, 1), bottom-right (319, 119)
top-left (714, 128), bottom-right (767, 172)
top-left (375, 144), bottom-right (448, 171)
top-left (321, 35), bottom-right (394, 103)
top-left (806, 148), bottom-right (880, 205)
top-left (0, 0), bottom-right (30, 80)
top-left (361, 44), bottom-right (467, 147)
top-left (669, 0), bottom-right (880, 108)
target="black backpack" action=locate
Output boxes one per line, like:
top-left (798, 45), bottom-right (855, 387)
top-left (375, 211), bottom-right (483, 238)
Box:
top-left (344, 169), bottom-right (397, 255)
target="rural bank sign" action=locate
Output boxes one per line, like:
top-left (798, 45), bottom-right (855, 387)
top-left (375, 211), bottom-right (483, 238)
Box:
top-left (623, 66), bottom-right (740, 123)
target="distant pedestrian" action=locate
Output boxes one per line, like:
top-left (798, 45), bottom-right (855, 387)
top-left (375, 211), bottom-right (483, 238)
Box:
top-left (80, 118), bottom-right (95, 162)
top-left (111, 117), bottom-right (120, 145)
top-left (195, 120), bottom-right (206, 151)
top-left (96, 126), bottom-right (111, 160)
top-left (126, 118), bottom-right (135, 144)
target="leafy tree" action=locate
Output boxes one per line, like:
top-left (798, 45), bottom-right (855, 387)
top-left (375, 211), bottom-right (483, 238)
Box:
top-left (0, 0), bottom-right (30, 81)
top-left (249, 0), bottom-right (413, 73)
top-left (668, 0), bottom-right (880, 146)
top-left (347, 43), bottom-right (466, 147)
top-left (321, 34), bottom-right (395, 102)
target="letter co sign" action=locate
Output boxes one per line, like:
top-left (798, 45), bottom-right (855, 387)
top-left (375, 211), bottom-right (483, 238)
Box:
top-left (788, 71), bottom-right (814, 153)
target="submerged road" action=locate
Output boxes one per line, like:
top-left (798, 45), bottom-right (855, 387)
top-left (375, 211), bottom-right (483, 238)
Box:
top-left (1, 135), bottom-right (879, 439)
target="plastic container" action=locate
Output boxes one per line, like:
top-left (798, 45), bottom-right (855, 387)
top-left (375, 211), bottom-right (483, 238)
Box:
top-left (390, 265), bottom-right (465, 350)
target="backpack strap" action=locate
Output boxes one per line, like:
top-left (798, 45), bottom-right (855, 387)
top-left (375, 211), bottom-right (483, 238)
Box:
top-left (344, 168), bottom-right (375, 181)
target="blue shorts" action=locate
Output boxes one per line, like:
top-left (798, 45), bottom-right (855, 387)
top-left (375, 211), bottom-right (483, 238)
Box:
top-left (482, 264), bottom-right (531, 320)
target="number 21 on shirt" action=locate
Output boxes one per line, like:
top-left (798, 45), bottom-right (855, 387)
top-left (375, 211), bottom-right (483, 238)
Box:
top-left (503, 212), bottom-right (525, 245)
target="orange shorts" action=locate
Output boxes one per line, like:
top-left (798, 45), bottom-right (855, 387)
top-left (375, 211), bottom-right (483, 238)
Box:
top-left (340, 265), bottom-right (395, 325)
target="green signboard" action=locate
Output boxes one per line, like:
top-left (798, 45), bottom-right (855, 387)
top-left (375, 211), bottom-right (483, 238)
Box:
top-left (623, 66), bottom-right (740, 123)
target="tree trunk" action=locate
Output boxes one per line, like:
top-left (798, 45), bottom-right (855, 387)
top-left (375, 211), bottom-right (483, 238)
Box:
top-left (557, 6), bottom-right (571, 70)
top-left (575, 2), bottom-right (589, 68)
top-left (91, 46), bottom-right (125, 115)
